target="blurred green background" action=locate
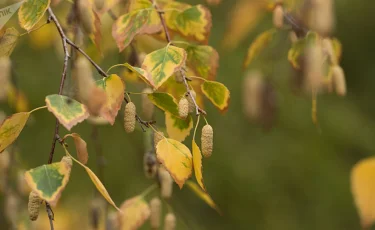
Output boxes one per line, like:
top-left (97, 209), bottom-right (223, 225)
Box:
top-left (1, 0), bottom-right (375, 229)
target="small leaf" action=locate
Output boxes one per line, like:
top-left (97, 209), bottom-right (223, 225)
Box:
top-left (45, 95), bottom-right (90, 130)
top-left (113, 8), bottom-right (161, 51)
top-left (201, 81), bottom-right (230, 112)
top-left (24, 162), bottom-right (71, 206)
top-left (185, 45), bottom-right (219, 80)
top-left (123, 63), bottom-right (153, 87)
top-left (186, 180), bottom-right (221, 214)
top-left (192, 140), bottom-right (205, 191)
top-left (96, 74), bottom-right (125, 125)
top-left (243, 29), bottom-right (276, 68)
top-left (18, 0), bottom-right (51, 31)
top-left (165, 113), bottom-right (193, 142)
top-left (156, 138), bottom-right (192, 188)
top-left (118, 196), bottom-right (150, 230)
top-left (65, 149), bottom-right (120, 211)
top-left (64, 133), bottom-right (88, 165)
top-left (351, 157), bottom-right (375, 228)
top-left (142, 45), bottom-right (187, 89)
top-left (147, 93), bottom-right (179, 117)
top-left (172, 5), bottom-right (212, 43)
top-left (0, 112), bottom-right (30, 153)
top-left (0, 27), bottom-right (19, 57)
top-left (288, 32), bottom-right (319, 69)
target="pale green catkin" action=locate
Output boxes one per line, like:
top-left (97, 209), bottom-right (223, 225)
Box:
top-left (201, 125), bottom-right (213, 158)
top-left (124, 102), bottom-right (136, 133)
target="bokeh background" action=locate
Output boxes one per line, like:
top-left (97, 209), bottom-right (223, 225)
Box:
top-left (1, 0), bottom-right (374, 229)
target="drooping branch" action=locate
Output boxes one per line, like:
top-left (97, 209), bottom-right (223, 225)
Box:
top-left (150, 0), bottom-right (206, 116)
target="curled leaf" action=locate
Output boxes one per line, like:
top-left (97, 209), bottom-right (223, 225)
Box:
top-left (64, 133), bottom-right (88, 165)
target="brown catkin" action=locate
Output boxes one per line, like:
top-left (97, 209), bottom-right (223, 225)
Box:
top-left (143, 152), bottom-right (158, 178)
top-left (174, 72), bottom-right (184, 83)
top-left (28, 191), bottom-right (42, 221)
top-left (154, 131), bottom-right (164, 150)
top-left (164, 213), bottom-right (176, 230)
top-left (178, 98), bottom-right (189, 119)
top-left (0, 57), bottom-right (11, 101)
top-left (124, 102), bottom-right (136, 133)
top-left (158, 166), bottom-right (173, 199)
top-left (201, 125), bottom-right (213, 158)
top-left (243, 71), bottom-right (263, 120)
top-left (186, 91), bottom-right (196, 113)
top-left (309, 0), bottom-right (334, 36)
top-left (142, 88), bottom-right (154, 120)
top-left (332, 65), bottom-right (346, 96)
top-left (273, 5), bottom-right (284, 29)
top-left (150, 197), bottom-right (161, 229)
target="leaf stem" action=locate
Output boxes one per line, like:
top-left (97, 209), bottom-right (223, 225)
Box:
top-left (193, 115), bottom-right (200, 140)
top-left (29, 105), bottom-right (48, 114)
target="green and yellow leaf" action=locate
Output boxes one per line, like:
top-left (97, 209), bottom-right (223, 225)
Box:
top-left (45, 95), bottom-right (90, 130)
top-left (243, 29), bottom-right (276, 68)
top-left (147, 92), bottom-right (179, 117)
top-left (24, 162), bottom-right (71, 206)
top-left (118, 196), bottom-right (150, 230)
top-left (192, 140), bottom-right (205, 191)
top-left (64, 133), bottom-right (88, 165)
top-left (156, 138), bottom-right (192, 188)
top-left (0, 112), bottom-right (30, 153)
top-left (185, 45), bottom-right (219, 80)
top-left (165, 113), bottom-right (193, 142)
top-left (123, 63), bottom-right (153, 86)
top-left (201, 81), bottom-right (230, 112)
top-left (0, 28), bottom-right (19, 57)
top-left (18, 0), bottom-right (51, 31)
top-left (171, 5), bottom-right (212, 43)
top-left (186, 180), bottom-right (221, 214)
top-left (288, 32), bottom-right (319, 69)
top-left (113, 8), bottom-right (161, 51)
top-left (128, 0), bottom-right (153, 11)
top-left (141, 45), bottom-right (187, 89)
top-left (96, 74), bottom-right (125, 125)
top-left (351, 157), bottom-right (375, 229)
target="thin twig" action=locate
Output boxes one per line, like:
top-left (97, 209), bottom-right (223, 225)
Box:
top-left (150, 0), bottom-right (206, 116)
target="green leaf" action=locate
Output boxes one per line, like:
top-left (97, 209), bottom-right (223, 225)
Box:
top-left (185, 44), bottom-right (219, 80)
top-left (288, 32), bottom-right (319, 69)
top-left (18, 0), bottom-right (51, 31)
top-left (141, 45), bottom-right (187, 89)
top-left (201, 81), bottom-right (230, 112)
top-left (45, 95), bottom-right (90, 131)
top-left (25, 162), bottom-right (71, 206)
top-left (166, 113), bottom-right (193, 142)
top-left (0, 28), bottom-right (19, 57)
top-left (0, 112), bottom-right (30, 153)
top-left (147, 92), bottom-right (179, 117)
top-left (113, 8), bottom-right (161, 51)
top-left (243, 29), bottom-right (276, 68)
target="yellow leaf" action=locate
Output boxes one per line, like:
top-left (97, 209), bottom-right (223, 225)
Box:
top-left (65, 149), bottom-right (120, 211)
top-left (118, 196), bottom-right (150, 230)
top-left (351, 157), bottom-right (375, 228)
top-left (64, 133), bottom-right (88, 165)
top-left (0, 112), bottom-right (30, 153)
top-left (165, 113), bottom-right (193, 142)
top-left (156, 138), bottom-right (192, 188)
top-left (186, 180), bottom-right (221, 215)
top-left (97, 74), bottom-right (125, 125)
top-left (243, 29), bottom-right (276, 68)
top-left (192, 140), bottom-right (205, 191)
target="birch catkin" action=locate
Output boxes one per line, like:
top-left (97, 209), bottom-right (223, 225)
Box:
top-left (28, 191), bottom-right (42, 221)
top-left (143, 151), bottom-right (158, 178)
top-left (304, 44), bottom-right (324, 92)
top-left (164, 213), bottom-right (176, 230)
top-left (273, 5), bottom-right (284, 29)
top-left (142, 88), bottom-right (154, 120)
top-left (332, 65), bottom-right (346, 96)
top-left (150, 197), bottom-right (161, 229)
top-left (201, 125), bottom-right (213, 158)
top-left (243, 71), bottom-right (263, 120)
top-left (178, 98), bottom-right (189, 119)
top-left (124, 102), bottom-right (136, 133)
top-left (186, 91), bottom-right (196, 113)
top-left (158, 166), bottom-right (173, 199)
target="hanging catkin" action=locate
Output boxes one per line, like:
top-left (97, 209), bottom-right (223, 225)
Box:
top-left (158, 166), bottom-right (173, 199)
top-left (178, 98), bottom-right (189, 119)
top-left (332, 65), bottom-right (346, 96)
top-left (164, 213), bottom-right (176, 230)
top-left (186, 91), bottom-right (196, 113)
top-left (124, 102), bottom-right (136, 133)
top-left (150, 197), bottom-right (161, 229)
top-left (28, 191), bottom-right (42, 221)
top-left (201, 125), bottom-right (213, 158)
top-left (273, 5), bottom-right (284, 29)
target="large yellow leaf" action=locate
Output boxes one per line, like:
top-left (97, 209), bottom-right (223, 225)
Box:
top-left (0, 112), bottom-right (30, 153)
top-left (351, 157), bottom-right (375, 228)
top-left (156, 138), bottom-right (192, 188)
top-left (165, 113), bottom-right (193, 142)
top-left (96, 74), bottom-right (125, 125)
top-left (192, 140), bottom-right (205, 191)
top-left (118, 195), bottom-right (150, 230)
